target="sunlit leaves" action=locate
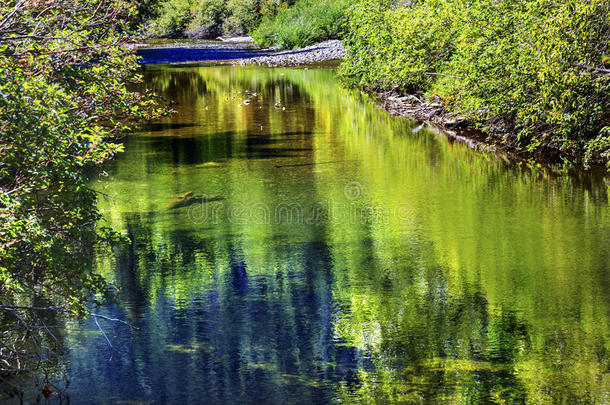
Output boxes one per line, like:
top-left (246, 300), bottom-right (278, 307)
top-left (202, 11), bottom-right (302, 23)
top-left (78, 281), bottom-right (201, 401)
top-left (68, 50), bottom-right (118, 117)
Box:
top-left (0, 1), bottom-right (169, 311)
top-left (340, 0), bottom-right (610, 164)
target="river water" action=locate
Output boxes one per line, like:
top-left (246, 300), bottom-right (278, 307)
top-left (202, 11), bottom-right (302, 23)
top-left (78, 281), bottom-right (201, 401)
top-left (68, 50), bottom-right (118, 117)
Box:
top-left (40, 64), bottom-right (610, 403)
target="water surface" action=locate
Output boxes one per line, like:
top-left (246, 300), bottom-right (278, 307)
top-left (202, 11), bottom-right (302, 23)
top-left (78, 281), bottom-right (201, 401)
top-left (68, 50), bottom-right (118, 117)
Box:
top-left (52, 65), bottom-right (610, 403)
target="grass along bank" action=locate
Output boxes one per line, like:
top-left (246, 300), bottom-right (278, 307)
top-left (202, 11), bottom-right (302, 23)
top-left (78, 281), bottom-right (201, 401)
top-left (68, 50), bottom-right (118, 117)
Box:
top-left (339, 0), bottom-right (610, 167)
top-left (251, 0), bottom-right (353, 49)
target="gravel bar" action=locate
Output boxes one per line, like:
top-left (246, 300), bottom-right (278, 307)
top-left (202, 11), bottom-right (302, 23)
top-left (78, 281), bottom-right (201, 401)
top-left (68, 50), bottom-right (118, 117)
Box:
top-left (235, 40), bottom-right (345, 67)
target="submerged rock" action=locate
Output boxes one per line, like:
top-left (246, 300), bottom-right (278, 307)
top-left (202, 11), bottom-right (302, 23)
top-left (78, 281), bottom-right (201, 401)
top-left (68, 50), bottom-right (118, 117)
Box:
top-left (168, 192), bottom-right (224, 209)
top-left (168, 191), bottom-right (195, 209)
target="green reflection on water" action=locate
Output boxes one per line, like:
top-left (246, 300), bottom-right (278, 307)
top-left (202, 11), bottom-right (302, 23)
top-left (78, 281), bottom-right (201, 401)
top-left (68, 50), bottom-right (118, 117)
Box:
top-left (83, 65), bottom-right (609, 404)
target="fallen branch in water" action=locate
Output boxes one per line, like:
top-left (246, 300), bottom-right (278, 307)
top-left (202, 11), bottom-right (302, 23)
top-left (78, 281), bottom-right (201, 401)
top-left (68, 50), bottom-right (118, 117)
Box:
top-left (0, 304), bottom-right (138, 370)
top-left (90, 313), bottom-right (139, 330)
top-left (0, 305), bottom-right (138, 329)
top-left (94, 316), bottom-right (118, 360)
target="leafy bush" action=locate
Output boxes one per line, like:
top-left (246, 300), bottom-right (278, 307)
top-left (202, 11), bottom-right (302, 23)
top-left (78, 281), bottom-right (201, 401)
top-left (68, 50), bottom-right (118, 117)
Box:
top-left (222, 0), bottom-right (261, 35)
top-left (132, 0), bottom-right (163, 29)
top-left (187, 0), bottom-right (228, 38)
top-left (0, 0), bottom-right (168, 377)
top-left (0, 0), bottom-right (167, 314)
top-left (252, 0), bottom-right (354, 49)
top-left (340, 0), bottom-right (610, 163)
top-left (148, 0), bottom-right (193, 38)
top-left (149, 0), bottom-right (290, 38)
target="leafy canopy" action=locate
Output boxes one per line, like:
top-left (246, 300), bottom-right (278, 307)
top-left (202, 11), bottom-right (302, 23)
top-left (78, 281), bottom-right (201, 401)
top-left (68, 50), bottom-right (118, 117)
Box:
top-left (0, 0), bottom-right (168, 314)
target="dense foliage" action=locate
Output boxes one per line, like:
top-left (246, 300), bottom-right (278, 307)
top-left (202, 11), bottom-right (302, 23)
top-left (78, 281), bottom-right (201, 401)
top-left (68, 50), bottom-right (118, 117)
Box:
top-left (148, 0), bottom-right (295, 38)
top-left (340, 0), bottom-right (610, 164)
top-left (148, 0), bottom-right (351, 50)
top-left (0, 0), bottom-right (166, 321)
top-left (251, 0), bottom-right (353, 49)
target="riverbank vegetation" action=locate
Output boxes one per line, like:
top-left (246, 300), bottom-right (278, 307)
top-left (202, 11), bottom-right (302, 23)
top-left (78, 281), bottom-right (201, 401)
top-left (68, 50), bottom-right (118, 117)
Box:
top-left (146, 0), bottom-right (290, 38)
top-left (251, 0), bottom-right (353, 49)
top-left (146, 0), bottom-right (352, 49)
top-left (0, 0), bottom-right (167, 377)
top-left (340, 0), bottom-right (610, 165)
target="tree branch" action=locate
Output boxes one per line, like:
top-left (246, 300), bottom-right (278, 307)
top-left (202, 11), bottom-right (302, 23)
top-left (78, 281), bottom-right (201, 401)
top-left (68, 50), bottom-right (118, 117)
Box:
top-left (94, 315), bottom-right (117, 360)
top-left (569, 62), bottom-right (610, 75)
top-left (0, 305), bottom-right (139, 329)
top-left (425, 71), bottom-right (463, 79)
top-left (91, 313), bottom-right (138, 330)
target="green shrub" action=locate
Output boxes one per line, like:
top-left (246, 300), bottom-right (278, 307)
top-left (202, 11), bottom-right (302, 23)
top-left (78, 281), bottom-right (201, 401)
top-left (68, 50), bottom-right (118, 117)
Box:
top-left (223, 0), bottom-right (261, 35)
top-left (150, 0), bottom-right (280, 38)
top-left (258, 0), bottom-right (296, 19)
top-left (252, 0), bottom-right (354, 49)
top-left (148, 0), bottom-right (193, 38)
top-left (340, 0), bottom-right (610, 162)
top-left (187, 0), bottom-right (227, 38)
top-left (132, 0), bottom-right (163, 29)
top-left (0, 0), bottom-right (168, 313)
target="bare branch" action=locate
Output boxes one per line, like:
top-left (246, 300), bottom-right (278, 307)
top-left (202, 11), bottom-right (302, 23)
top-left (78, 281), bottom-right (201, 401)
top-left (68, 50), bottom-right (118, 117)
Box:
top-left (0, 0), bottom-right (28, 31)
top-left (0, 305), bottom-right (139, 329)
top-left (39, 317), bottom-right (58, 342)
top-left (0, 305), bottom-right (71, 313)
top-left (91, 313), bottom-right (139, 330)
top-left (94, 315), bottom-right (117, 360)
top-left (0, 35), bottom-right (63, 41)
top-left (569, 62), bottom-right (610, 75)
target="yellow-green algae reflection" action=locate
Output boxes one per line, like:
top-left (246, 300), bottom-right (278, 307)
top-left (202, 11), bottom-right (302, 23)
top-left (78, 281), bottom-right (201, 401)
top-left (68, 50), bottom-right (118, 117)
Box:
top-left (77, 65), bottom-right (608, 404)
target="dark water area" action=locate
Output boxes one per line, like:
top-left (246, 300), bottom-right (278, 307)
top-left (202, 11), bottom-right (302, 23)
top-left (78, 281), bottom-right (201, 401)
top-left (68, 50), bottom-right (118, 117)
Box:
top-left (136, 40), bottom-right (269, 64)
top-left (5, 64), bottom-right (609, 404)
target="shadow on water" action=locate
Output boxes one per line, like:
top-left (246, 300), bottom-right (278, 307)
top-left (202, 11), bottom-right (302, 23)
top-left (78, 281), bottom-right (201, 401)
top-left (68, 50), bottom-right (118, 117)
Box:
top-left (275, 160), bottom-right (357, 168)
top-left (138, 122), bottom-right (201, 132)
top-left (137, 47), bottom-right (272, 64)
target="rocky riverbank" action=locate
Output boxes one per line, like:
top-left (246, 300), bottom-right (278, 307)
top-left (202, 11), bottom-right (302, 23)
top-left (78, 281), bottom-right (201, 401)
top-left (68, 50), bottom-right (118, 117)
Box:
top-left (235, 40), bottom-right (345, 67)
top-left (372, 88), bottom-right (608, 166)
top-left (372, 89), bottom-right (498, 153)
